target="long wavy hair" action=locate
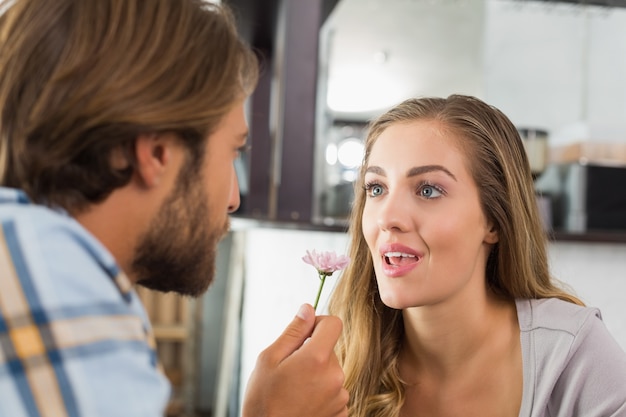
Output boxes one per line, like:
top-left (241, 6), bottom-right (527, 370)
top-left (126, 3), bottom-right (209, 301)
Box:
top-left (328, 95), bottom-right (582, 417)
top-left (0, 0), bottom-right (258, 213)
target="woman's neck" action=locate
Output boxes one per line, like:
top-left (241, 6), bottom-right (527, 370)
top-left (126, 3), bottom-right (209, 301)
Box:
top-left (399, 290), bottom-right (518, 380)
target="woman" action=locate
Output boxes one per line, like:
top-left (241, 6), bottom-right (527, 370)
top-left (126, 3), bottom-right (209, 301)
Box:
top-left (328, 95), bottom-right (626, 417)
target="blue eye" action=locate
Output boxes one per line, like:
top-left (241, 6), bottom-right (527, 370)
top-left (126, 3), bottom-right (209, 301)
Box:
top-left (364, 182), bottom-right (384, 197)
top-left (419, 184), bottom-right (442, 199)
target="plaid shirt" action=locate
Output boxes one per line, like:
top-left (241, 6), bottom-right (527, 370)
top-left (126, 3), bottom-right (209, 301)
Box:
top-left (0, 188), bottom-right (170, 416)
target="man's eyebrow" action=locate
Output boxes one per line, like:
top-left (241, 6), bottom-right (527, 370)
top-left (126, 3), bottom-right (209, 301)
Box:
top-left (237, 143), bottom-right (251, 154)
top-left (365, 165), bottom-right (457, 181)
top-left (236, 132), bottom-right (250, 151)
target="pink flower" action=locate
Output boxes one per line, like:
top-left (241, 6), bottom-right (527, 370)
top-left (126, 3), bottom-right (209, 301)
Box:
top-left (302, 250), bottom-right (350, 310)
top-left (302, 249), bottom-right (350, 276)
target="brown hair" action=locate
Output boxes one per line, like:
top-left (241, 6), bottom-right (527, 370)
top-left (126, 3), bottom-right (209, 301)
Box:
top-left (0, 0), bottom-right (258, 212)
top-left (328, 95), bottom-right (582, 417)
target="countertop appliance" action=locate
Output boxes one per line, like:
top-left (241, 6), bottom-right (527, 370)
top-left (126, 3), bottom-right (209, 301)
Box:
top-left (536, 162), bottom-right (626, 233)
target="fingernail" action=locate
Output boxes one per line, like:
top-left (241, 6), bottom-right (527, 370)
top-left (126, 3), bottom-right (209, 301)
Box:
top-left (296, 304), bottom-right (309, 320)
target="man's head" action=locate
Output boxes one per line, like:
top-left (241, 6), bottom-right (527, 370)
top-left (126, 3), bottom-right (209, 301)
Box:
top-left (0, 0), bottom-right (257, 212)
top-left (0, 0), bottom-right (258, 295)
top-left (133, 101), bottom-right (249, 296)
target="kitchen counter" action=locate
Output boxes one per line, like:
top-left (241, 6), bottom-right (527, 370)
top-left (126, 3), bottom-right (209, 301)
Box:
top-left (232, 217), bottom-right (626, 244)
top-left (550, 230), bottom-right (626, 244)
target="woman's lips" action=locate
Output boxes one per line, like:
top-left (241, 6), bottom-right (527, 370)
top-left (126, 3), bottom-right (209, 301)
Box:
top-left (379, 243), bottom-right (422, 277)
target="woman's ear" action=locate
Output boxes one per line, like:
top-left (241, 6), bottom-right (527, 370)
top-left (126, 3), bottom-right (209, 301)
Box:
top-left (134, 133), bottom-right (171, 188)
top-left (484, 224), bottom-right (499, 244)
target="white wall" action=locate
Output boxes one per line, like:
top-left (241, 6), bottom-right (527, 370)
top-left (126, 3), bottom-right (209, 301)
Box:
top-left (325, 0), bottom-right (626, 144)
top-left (548, 241), bottom-right (626, 348)
top-left (238, 228), bottom-right (350, 408)
top-left (483, 1), bottom-right (626, 144)
top-left (239, 227), bottom-right (626, 411)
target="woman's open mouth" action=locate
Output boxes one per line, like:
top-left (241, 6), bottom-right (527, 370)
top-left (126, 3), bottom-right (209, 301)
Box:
top-left (380, 247), bottom-right (422, 277)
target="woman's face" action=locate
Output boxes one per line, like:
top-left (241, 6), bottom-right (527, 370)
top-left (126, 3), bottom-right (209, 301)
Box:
top-left (361, 120), bottom-right (498, 310)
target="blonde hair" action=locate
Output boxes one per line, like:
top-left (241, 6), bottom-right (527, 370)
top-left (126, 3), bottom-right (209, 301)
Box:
top-left (0, 0), bottom-right (258, 212)
top-left (328, 95), bottom-right (582, 417)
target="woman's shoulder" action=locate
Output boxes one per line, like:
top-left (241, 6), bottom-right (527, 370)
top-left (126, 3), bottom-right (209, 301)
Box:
top-left (516, 299), bottom-right (626, 415)
top-left (515, 297), bottom-right (601, 336)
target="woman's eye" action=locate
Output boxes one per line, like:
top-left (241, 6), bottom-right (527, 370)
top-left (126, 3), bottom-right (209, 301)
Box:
top-left (365, 183), bottom-right (384, 197)
top-left (419, 184), bottom-right (442, 199)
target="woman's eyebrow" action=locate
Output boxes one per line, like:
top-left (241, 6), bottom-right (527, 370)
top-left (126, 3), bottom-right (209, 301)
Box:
top-left (365, 166), bottom-right (386, 176)
top-left (407, 165), bottom-right (457, 181)
top-left (365, 164), bottom-right (457, 181)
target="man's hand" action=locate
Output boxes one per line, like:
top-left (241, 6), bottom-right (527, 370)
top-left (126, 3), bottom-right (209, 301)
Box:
top-left (242, 304), bottom-right (348, 417)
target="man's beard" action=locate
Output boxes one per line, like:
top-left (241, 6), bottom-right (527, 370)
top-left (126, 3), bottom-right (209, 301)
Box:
top-left (132, 164), bottom-right (230, 297)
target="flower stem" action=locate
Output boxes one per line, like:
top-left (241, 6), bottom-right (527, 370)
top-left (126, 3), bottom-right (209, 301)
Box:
top-left (313, 273), bottom-right (327, 311)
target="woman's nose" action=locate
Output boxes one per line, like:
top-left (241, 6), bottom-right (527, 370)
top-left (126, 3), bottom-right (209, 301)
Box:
top-left (376, 191), bottom-right (411, 232)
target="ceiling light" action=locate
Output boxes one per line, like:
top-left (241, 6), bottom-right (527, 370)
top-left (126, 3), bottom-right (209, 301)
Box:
top-left (337, 138), bottom-right (365, 168)
top-left (327, 67), bottom-right (406, 113)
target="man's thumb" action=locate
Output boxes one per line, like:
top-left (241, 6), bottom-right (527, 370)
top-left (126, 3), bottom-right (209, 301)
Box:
top-left (266, 304), bottom-right (315, 363)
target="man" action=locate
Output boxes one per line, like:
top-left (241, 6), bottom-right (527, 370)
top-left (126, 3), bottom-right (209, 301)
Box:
top-left (0, 0), bottom-right (348, 416)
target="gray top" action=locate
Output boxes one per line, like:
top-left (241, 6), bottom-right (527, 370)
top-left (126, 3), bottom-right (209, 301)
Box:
top-left (517, 298), bottom-right (626, 416)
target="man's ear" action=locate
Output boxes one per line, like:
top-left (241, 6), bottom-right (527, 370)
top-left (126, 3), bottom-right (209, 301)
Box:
top-left (134, 133), bottom-right (171, 188)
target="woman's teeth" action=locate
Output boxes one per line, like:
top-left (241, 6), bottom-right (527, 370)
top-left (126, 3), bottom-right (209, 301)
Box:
top-left (384, 252), bottom-right (416, 258)
top-left (384, 252), bottom-right (417, 265)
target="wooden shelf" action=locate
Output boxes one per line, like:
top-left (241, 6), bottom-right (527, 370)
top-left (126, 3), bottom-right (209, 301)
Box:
top-left (153, 325), bottom-right (188, 341)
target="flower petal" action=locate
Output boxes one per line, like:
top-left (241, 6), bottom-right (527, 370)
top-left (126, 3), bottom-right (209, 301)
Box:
top-left (302, 249), bottom-right (350, 275)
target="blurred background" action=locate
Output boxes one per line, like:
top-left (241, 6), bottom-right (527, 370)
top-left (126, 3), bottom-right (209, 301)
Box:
top-left (138, 0), bottom-right (626, 415)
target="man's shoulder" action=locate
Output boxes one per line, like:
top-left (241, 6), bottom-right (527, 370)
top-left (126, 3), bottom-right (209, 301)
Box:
top-left (2, 201), bottom-right (89, 264)
top-left (1, 192), bottom-right (113, 262)
top-left (0, 190), bottom-right (76, 237)
top-left (0, 195), bottom-right (125, 305)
